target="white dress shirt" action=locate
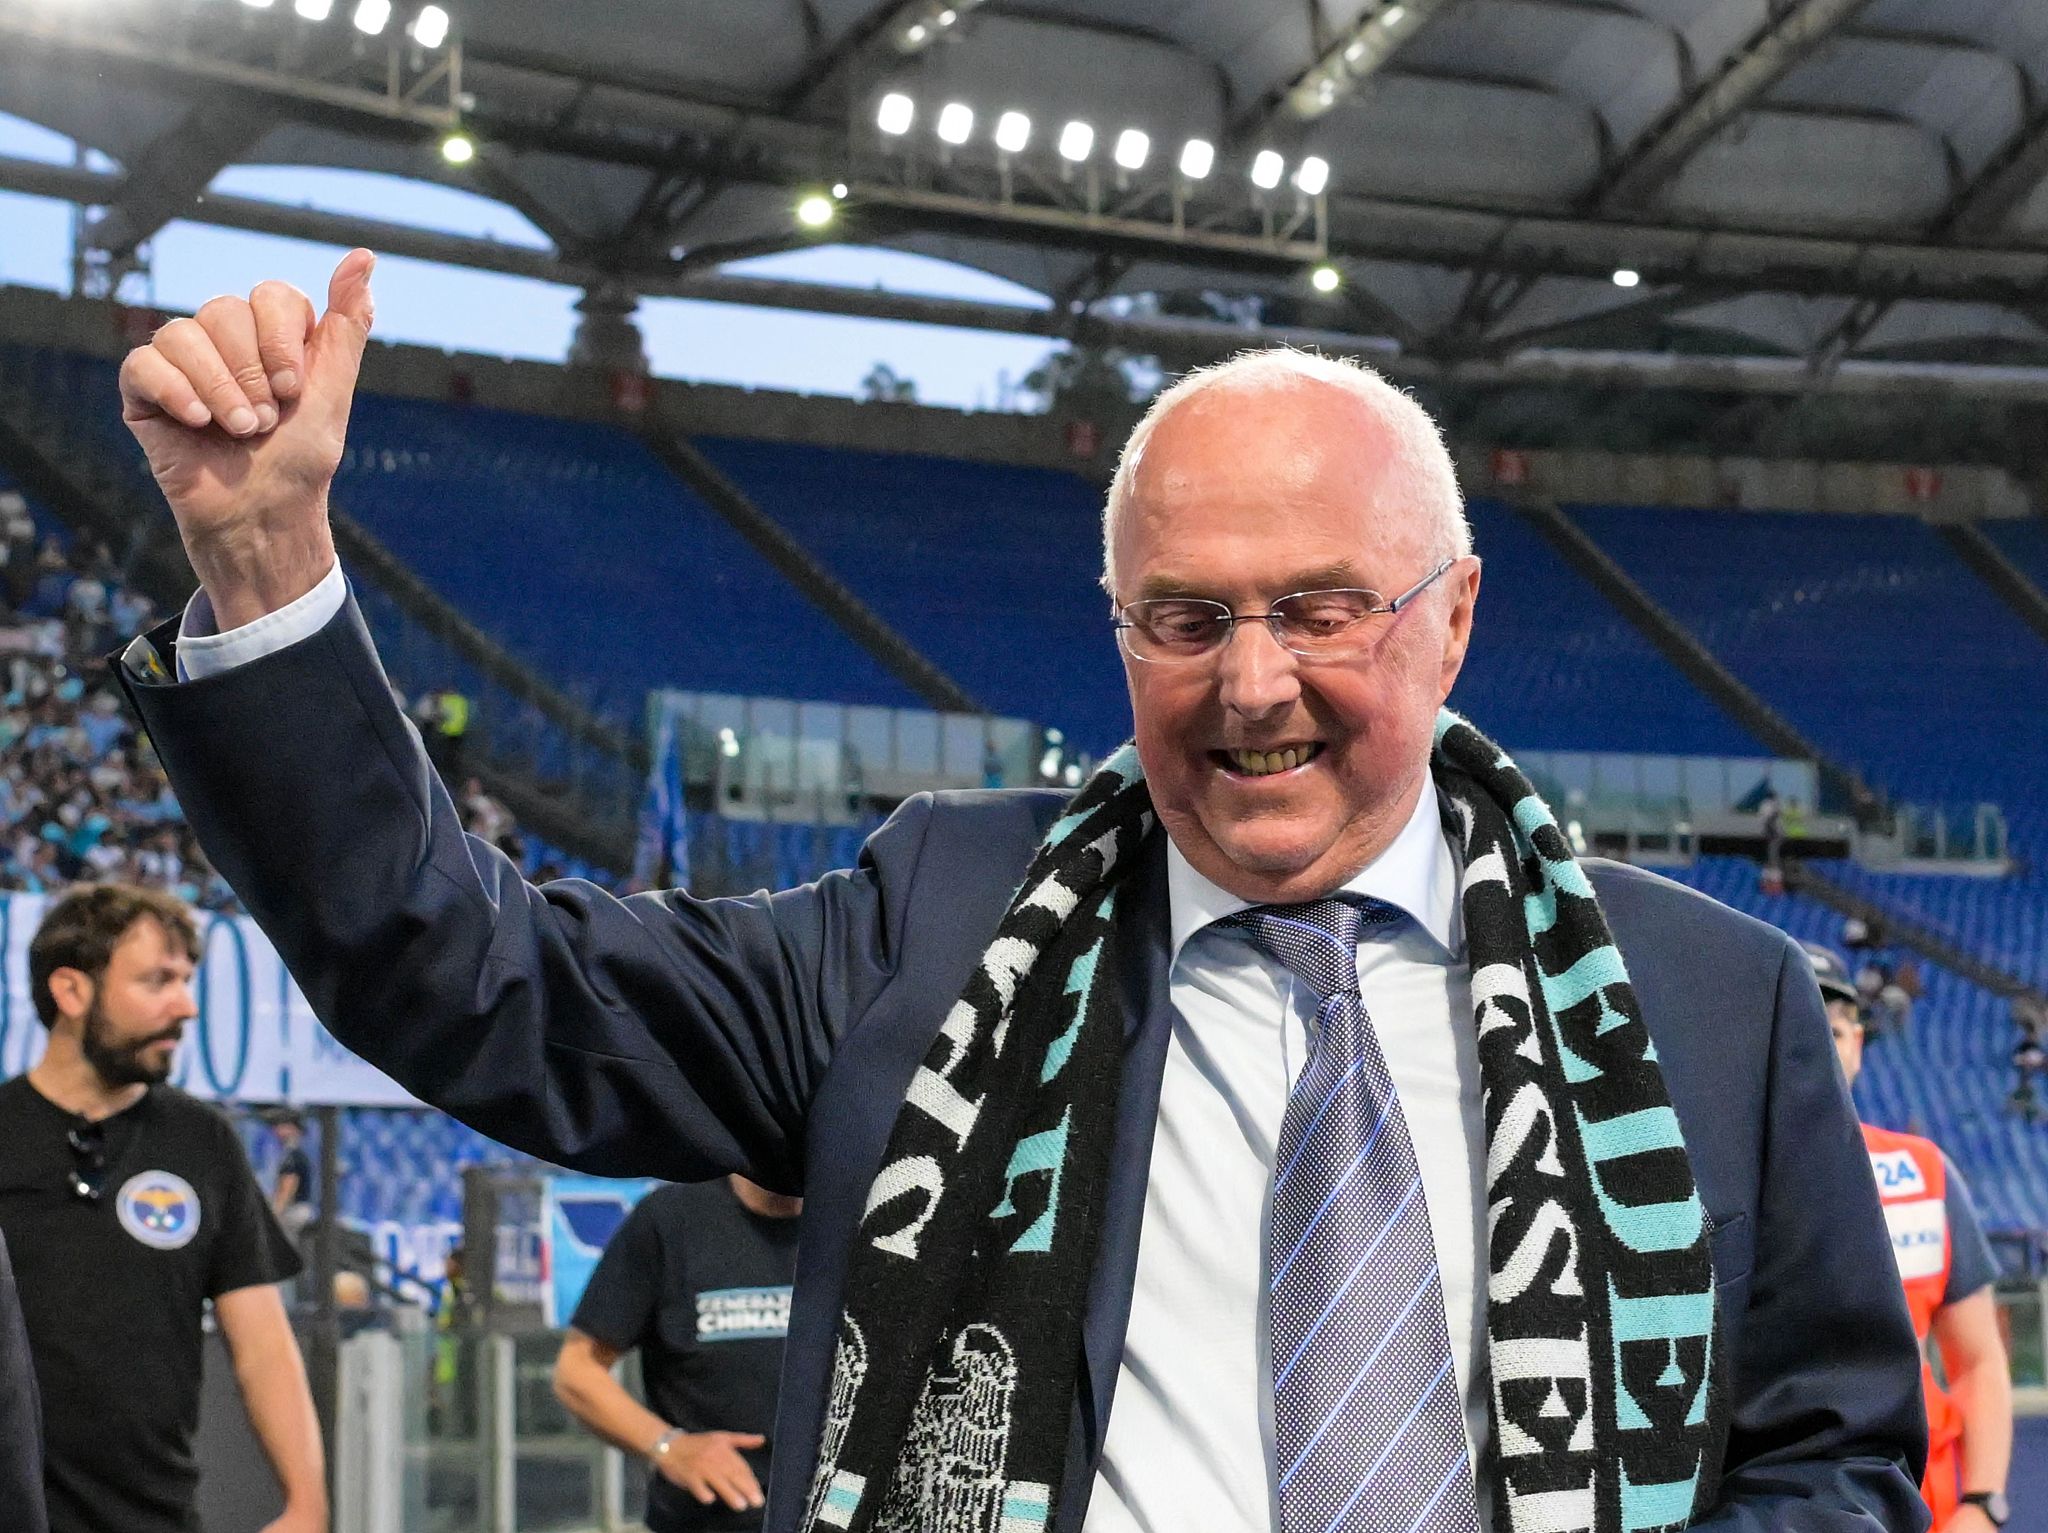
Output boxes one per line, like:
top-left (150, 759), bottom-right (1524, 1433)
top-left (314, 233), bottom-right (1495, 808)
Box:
top-left (1085, 784), bottom-right (1489, 1533)
top-left (174, 570), bottom-right (1493, 1530)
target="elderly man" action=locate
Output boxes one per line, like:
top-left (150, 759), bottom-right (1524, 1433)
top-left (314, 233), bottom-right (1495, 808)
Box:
top-left (113, 251), bottom-right (1924, 1533)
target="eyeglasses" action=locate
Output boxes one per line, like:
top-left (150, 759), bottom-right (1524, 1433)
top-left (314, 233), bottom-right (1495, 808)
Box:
top-left (67, 1120), bottom-right (107, 1203)
top-left (1113, 558), bottom-right (1456, 664)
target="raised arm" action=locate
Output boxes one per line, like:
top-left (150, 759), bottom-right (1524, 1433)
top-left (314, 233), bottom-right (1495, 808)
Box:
top-left (115, 253), bottom-right (926, 1185)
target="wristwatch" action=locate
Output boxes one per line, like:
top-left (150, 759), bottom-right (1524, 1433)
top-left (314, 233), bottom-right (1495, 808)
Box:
top-left (1961, 1491), bottom-right (2010, 1527)
top-left (649, 1427), bottom-right (684, 1465)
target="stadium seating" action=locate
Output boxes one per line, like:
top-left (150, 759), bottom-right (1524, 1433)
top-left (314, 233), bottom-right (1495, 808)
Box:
top-left (1568, 504), bottom-right (2048, 823)
top-left (1670, 856), bottom-right (2048, 1237)
top-left (334, 398), bottom-right (921, 724)
top-left (695, 435), bottom-right (1128, 754)
top-left (1454, 499), bottom-right (1760, 756)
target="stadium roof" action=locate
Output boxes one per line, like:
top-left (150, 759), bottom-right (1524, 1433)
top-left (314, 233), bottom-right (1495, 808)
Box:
top-left (3, 0), bottom-right (2047, 393)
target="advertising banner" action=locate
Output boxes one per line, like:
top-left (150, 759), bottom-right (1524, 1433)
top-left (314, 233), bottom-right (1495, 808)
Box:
top-left (0, 891), bottom-right (417, 1106)
top-left (541, 1174), bottom-right (662, 1327)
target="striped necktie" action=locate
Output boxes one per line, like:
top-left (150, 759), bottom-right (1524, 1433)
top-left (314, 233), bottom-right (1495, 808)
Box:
top-left (1222, 896), bottom-right (1481, 1533)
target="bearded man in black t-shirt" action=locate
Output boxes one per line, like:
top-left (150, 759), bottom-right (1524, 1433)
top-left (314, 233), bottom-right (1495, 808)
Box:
top-left (552, 1177), bottom-right (801, 1532)
top-left (0, 885), bottom-right (323, 1533)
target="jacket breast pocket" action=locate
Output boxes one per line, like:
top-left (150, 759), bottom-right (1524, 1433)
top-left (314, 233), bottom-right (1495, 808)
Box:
top-left (1708, 1211), bottom-right (1753, 1291)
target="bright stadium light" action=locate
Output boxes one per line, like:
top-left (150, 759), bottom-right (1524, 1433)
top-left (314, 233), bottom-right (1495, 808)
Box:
top-left (352, 0), bottom-right (391, 34)
top-left (1311, 264), bottom-right (1342, 293)
top-left (905, 22), bottom-right (928, 45)
top-left (936, 102), bottom-right (975, 146)
top-left (294, 0), bottom-right (334, 17)
top-left (1250, 149), bottom-right (1285, 190)
top-left (240, 0), bottom-right (275, 10)
top-left (1294, 155), bottom-right (1331, 196)
top-left (1612, 266), bottom-right (1642, 288)
top-left (877, 92), bottom-right (916, 136)
top-left (1114, 129), bottom-right (1151, 171)
top-left (831, 181), bottom-right (849, 198)
top-left (994, 110), bottom-right (1032, 154)
top-left (1058, 120), bottom-right (1095, 162)
top-left (1382, 3), bottom-right (1408, 23)
top-left (797, 193), bottom-right (835, 228)
top-left (439, 132), bottom-right (474, 165)
top-left (411, 4), bottom-right (450, 47)
top-left (1178, 138), bottom-right (1215, 179)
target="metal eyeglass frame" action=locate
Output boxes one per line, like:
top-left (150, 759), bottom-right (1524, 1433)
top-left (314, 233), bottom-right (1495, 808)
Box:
top-left (1112, 556), bottom-right (1457, 663)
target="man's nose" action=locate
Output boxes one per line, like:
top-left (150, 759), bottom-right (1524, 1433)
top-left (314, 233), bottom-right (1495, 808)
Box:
top-left (170, 982), bottom-right (198, 1022)
top-left (1214, 618), bottom-right (1302, 719)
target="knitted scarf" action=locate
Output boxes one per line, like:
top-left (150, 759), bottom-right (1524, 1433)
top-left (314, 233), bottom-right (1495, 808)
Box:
top-left (803, 712), bottom-right (1725, 1533)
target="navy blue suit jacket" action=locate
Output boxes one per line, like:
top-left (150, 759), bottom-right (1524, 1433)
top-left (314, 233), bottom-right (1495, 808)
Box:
top-left (119, 594), bottom-right (1926, 1532)
top-left (0, 1227), bottom-right (48, 1533)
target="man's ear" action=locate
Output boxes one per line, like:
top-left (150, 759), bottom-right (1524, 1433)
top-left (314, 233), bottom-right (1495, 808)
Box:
top-left (45, 967), bottom-right (93, 1026)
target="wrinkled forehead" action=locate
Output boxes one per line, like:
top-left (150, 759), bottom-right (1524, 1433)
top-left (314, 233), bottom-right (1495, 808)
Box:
top-left (1119, 383), bottom-right (1430, 570)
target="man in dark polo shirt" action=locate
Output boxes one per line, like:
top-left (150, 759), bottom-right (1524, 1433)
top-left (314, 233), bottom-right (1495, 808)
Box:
top-left (0, 885), bottom-right (323, 1533)
top-left (552, 1177), bottom-right (800, 1531)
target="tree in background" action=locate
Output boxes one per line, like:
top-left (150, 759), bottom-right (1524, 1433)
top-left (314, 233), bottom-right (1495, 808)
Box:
top-left (860, 362), bottom-right (918, 404)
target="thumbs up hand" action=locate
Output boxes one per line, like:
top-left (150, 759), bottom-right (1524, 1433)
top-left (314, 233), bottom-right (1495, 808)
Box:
top-left (120, 248), bottom-right (377, 630)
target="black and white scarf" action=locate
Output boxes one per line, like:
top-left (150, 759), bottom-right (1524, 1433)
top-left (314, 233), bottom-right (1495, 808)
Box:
top-left (803, 711), bottom-right (1726, 1533)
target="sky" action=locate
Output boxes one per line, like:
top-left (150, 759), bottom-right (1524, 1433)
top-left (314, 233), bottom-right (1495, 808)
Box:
top-left (0, 111), bottom-right (1065, 410)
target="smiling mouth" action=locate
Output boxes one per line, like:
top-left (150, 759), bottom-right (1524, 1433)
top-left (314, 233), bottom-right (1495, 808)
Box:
top-left (1213, 743), bottom-right (1325, 778)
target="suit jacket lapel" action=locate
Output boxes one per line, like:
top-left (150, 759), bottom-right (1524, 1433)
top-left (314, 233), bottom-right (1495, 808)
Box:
top-left (1059, 831), bottom-right (1175, 1529)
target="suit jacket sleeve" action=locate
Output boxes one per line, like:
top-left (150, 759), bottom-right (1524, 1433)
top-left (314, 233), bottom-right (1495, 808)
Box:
top-left (1698, 937), bottom-right (1929, 1531)
top-left (116, 591), bottom-right (933, 1190)
top-left (0, 1229), bottom-right (49, 1533)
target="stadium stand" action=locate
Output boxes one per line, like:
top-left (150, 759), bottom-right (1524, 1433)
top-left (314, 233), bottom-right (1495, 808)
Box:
top-left (334, 395), bottom-right (921, 722)
top-left (695, 434), bottom-right (1127, 753)
top-left (1452, 499), bottom-right (1760, 757)
top-left (1672, 856), bottom-right (2048, 1240)
top-left (1567, 504), bottom-right (2048, 827)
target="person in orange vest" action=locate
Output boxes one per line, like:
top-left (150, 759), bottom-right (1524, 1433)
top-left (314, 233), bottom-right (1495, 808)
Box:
top-left (1809, 942), bottom-right (2014, 1532)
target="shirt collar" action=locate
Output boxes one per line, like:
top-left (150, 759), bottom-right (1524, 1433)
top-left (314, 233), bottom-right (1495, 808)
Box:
top-left (1165, 780), bottom-right (1462, 967)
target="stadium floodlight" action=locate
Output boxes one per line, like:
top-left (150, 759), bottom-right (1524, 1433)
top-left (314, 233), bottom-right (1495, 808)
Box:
top-left (440, 132), bottom-right (474, 165)
top-left (294, 0), bottom-right (334, 17)
top-left (831, 181), bottom-right (849, 199)
top-left (1178, 138), bottom-right (1215, 180)
top-left (352, 0), bottom-right (391, 34)
top-left (936, 102), bottom-right (975, 146)
top-left (1057, 120), bottom-right (1095, 162)
top-left (1250, 149), bottom-right (1285, 190)
top-left (1294, 155), bottom-right (1331, 196)
top-left (905, 22), bottom-right (929, 45)
top-left (1311, 264), bottom-right (1342, 293)
top-left (797, 193), bottom-right (835, 228)
top-left (411, 4), bottom-right (450, 48)
top-left (1382, 3), bottom-right (1408, 23)
top-left (1612, 267), bottom-right (1642, 288)
top-left (1114, 129), bottom-right (1151, 172)
top-left (877, 92), bottom-right (916, 136)
top-left (240, 0), bottom-right (275, 9)
top-left (994, 111), bottom-right (1032, 154)
top-left (937, 7), bottom-right (957, 23)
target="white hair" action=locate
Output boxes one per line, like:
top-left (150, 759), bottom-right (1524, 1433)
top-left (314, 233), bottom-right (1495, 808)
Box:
top-left (1099, 347), bottom-right (1470, 596)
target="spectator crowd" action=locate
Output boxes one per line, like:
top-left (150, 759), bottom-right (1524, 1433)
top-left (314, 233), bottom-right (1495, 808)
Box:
top-left (0, 488), bottom-right (243, 910)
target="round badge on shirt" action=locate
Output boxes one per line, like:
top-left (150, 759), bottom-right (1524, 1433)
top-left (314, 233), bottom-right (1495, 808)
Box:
top-left (116, 1170), bottom-right (203, 1250)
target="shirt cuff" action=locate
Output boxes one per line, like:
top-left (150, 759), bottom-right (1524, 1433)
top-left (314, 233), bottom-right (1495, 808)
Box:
top-left (177, 560), bottom-right (347, 682)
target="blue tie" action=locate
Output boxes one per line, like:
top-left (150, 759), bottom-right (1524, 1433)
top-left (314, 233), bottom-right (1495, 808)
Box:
top-left (1223, 897), bottom-right (1481, 1533)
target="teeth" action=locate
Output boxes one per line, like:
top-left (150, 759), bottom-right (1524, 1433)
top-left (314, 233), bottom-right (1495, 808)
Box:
top-left (1230, 745), bottom-right (1316, 776)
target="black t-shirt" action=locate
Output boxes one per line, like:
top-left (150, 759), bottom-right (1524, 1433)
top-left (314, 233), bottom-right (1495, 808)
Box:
top-left (276, 1146), bottom-right (313, 1212)
top-left (571, 1182), bottom-right (800, 1533)
top-left (0, 1076), bottom-right (301, 1533)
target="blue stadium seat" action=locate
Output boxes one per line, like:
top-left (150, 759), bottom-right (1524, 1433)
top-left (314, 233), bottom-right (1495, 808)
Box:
top-left (1454, 500), bottom-right (1759, 755)
top-left (1663, 856), bottom-right (2048, 1238)
top-left (694, 435), bottom-right (1128, 753)
top-left (1569, 504), bottom-right (2048, 826)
